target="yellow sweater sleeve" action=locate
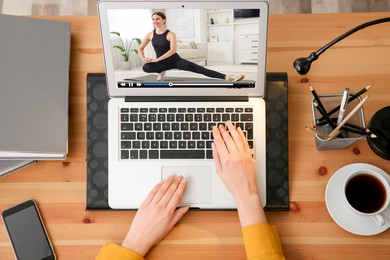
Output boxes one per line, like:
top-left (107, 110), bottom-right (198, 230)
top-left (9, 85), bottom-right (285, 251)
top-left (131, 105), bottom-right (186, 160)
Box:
top-left (242, 223), bottom-right (285, 260)
top-left (96, 243), bottom-right (144, 260)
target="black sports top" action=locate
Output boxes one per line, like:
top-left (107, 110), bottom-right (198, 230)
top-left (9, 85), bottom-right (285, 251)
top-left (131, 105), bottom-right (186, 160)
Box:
top-left (151, 29), bottom-right (174, 58)
top-left (152, 29), bottom-right (178, 58)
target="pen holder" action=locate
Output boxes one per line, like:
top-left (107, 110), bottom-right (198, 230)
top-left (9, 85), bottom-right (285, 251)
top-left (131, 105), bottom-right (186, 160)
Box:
top-left (312, 94), bottom-right (366, 150)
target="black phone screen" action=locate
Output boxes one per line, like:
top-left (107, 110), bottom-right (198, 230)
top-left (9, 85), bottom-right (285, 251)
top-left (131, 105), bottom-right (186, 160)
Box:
top-left (2, 200), bottom-right (55, 260)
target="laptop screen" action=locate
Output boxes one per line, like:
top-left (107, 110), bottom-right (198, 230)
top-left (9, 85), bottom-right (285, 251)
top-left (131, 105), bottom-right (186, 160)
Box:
top-left (98, 2), bottom-right (268, 97)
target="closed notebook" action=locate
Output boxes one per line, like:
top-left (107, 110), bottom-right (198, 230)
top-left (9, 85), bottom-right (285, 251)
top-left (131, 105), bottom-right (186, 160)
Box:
top-left (0, 14), bottom-right (70, 160)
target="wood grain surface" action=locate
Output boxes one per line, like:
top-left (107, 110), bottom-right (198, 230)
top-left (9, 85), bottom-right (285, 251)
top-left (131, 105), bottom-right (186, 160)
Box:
top-left (1, 13), bottom-right (390, 259)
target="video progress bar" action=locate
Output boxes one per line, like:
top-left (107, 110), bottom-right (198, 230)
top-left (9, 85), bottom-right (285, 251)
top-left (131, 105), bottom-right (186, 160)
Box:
top-left (118, 81), bottom-right (255, 88)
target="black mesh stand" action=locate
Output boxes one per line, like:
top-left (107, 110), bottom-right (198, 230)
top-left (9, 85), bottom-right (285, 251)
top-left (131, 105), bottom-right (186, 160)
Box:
top-left (86, 73), bottom-right (289, 210)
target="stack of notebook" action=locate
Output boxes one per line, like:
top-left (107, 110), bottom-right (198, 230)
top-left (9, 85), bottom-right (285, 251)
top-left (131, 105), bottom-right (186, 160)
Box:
top-left (0, 14), bottom-right (70, 177)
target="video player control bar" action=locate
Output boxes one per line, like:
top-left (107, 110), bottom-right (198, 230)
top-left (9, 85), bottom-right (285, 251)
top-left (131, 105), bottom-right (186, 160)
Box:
top-left (118, 81), bottom-right (255, 88)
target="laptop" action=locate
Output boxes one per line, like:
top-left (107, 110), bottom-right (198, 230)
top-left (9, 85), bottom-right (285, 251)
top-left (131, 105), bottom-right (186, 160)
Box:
top-left (98, 1), bottom-right (269, 209)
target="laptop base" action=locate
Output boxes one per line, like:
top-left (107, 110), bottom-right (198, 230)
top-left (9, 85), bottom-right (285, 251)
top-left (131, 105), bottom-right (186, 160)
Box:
top-left (86, 72), bottom-right (289, 211)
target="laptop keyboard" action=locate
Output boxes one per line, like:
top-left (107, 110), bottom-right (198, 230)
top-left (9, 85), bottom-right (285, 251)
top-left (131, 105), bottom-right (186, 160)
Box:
top-left (119, 106), bottom-right (254, 160)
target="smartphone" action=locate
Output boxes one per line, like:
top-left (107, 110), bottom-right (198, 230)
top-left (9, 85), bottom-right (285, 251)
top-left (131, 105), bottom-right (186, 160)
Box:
top-left (1, 200), bottom-right (56, 260)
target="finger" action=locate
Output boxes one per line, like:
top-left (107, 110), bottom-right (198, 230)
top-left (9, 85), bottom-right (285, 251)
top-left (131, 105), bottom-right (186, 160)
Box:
top-left (237, 126), bottom-right (251, 153)
top-left (212, 142), bottom-right (223, 175)
top-left (218, 123), bottom-right (238, 154)
top-left (226, 121), bottom-right (245, 151)
top-left (151, 175), bottom-right (175, 204)
top-left (141, 181), bottom-right (164, 206)
top-left (212, 125), bottom-right (229, 158)
top-left (160, 176), bottom-right (184, 208)
top-left (168, 206), bottom-right (189, 230)
top-left (166, 177), bottom-right (187, 210)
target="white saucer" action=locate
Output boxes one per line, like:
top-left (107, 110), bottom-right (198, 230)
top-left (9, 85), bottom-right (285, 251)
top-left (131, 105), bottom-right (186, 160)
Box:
top-left (325, 163), bottom-right (390, 236)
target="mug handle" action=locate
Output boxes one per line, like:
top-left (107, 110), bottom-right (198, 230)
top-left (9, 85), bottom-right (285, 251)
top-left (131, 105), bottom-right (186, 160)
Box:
top-left (372, 214), bottom-right (385, 226)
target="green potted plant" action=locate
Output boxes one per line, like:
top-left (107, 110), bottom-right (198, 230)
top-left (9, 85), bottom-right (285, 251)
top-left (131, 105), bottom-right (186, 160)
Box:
top-left (110, 31), bottom-right (141, 69)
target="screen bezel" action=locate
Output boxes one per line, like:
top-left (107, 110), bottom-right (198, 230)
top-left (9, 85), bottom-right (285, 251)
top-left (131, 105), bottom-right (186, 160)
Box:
top-left (2, 200), bottom-right (56, 260)
top-left (98, 1), bottom-right (268, 98)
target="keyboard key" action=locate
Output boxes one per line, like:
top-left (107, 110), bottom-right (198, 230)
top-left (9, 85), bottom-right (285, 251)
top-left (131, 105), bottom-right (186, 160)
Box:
top-left (197, 141), bottom-right (205, 149)
top-left (188, 141), bottom-right (195, 148)
top-left (231, 114), bottom-right (239, 121)
top-left (130, 150), bottom-right (138, 159)
top-left (241, 114), bottom-right (253, 121)
top-left (169, 141), bottom-right (177, 149)
top-left (172, 123), bottom-right (180, 130)
top-left (151, 141), bottom-right (159, 149)
top-left (121, 150), bottom-right (129, 159)
top-left (158, 114), bottom-right (166, 122)
top-left (135, 123), bottom-right (142, 131)
top-left (160, 150), bottom-right (205, 159)
top-left (206, 150), bottom-right (213, 159)
top-left (121, 141), bottom-right (131, 149)
top-left (144, 123), bottom-right (152, 131)
top-left (156, 132), bottom-right (163, 139)
top-left (153, 123), bottom-right (162, 131)
top-left (121, 132), bottom-right (135, 140)
top-left (121, 123), bottom-right (133, 131)
top-left (139, 114), bottom-right (147, 122)
top-left (137, 132), bottom-right (145, 140)
top-left (133, 141), bottom-right (140, 149)
top-left (149, 150), bottom-right (159, 159)
top-left (185, 114), bottom-right (193, 122)
top-left (179, 141), bottom-right (186, 148)
top-left (140, 150), bottom-right (147, 159)
top-left (130, 114), bottom-right (138, 122)
top-left (121, 114), bottom-right (129, 122)
top-left (181, 123), bottom-right (189, 130)
top-left (160, 141), bottom-right (168, 149)
top-left (146, 132), bottom-right (154, 140)
top-left (142, 141), bottom-right (150, 149)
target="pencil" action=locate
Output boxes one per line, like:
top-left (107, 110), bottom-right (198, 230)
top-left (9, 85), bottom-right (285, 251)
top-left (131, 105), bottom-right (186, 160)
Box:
top-left (305, 126), bottom-right (330, 139)
top-left (327, 95), bottom-right (369, 140)
top-left (313, 102), bottom-right (336, 129)
top-left (318, 84), bottom-right (372, 122)
top-left (341, 125), bottom-right (377, 138)
top-left (310, 85), bottom-right (327, 113)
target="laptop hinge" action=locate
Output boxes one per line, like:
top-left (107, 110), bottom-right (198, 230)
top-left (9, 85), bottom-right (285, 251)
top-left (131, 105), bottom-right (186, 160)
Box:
top-left (124, 96), bottom-right (249, 102)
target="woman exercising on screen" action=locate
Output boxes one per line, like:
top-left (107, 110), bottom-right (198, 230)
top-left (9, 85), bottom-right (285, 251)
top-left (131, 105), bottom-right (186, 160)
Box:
top-left (138, 12), bottom-right (244, 82)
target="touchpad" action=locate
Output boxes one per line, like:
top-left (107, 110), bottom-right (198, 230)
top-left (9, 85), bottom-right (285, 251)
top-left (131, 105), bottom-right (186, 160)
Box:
top-left (162, 166), bottom-right (212, 204)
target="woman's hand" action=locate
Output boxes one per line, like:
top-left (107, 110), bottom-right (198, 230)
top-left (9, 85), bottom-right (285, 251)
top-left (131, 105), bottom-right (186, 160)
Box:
top-left (121, 176), bottom-right (189, 256)
top-left (212, 121), bottom-right (266, 227)
top-left (142, 57), bottom-right (154, 63)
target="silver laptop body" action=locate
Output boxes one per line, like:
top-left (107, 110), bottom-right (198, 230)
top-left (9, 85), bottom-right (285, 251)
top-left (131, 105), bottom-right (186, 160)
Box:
top-left (98, 1), bottom-right (269, 209)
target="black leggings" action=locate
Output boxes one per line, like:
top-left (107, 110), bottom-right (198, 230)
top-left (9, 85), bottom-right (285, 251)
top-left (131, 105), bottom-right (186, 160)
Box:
top-left (142, 55), bottom-right (226, 79)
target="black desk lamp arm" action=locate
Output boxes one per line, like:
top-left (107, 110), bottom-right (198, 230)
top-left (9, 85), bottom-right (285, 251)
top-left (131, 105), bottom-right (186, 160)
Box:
top-left (316, 17), bottom-right (390, 57)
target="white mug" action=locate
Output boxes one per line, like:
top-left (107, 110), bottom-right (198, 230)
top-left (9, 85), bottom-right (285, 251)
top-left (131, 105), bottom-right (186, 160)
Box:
top-left (344, 170), bottom-right (390, 226)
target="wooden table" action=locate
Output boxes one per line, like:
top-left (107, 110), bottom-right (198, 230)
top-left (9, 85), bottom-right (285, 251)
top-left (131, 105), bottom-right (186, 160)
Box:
top-left (1, 13), bottom-right (390, 259)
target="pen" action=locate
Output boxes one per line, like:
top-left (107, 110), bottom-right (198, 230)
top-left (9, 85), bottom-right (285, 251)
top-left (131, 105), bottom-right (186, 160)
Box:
top-left (337, 88), bottom-right (350, 124)
top-left (327, 95), bottom-right (369, 140)
top-left (318, 84), bottom-right (372, 122)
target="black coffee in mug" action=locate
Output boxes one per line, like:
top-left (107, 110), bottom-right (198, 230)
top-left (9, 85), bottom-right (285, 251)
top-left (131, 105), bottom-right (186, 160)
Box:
top-left (345, 174), bottom-right (387, 214)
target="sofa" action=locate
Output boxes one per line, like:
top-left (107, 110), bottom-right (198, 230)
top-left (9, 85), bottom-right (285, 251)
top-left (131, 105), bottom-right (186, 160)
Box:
top-left (176, 41), bottom-right (208, 64)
